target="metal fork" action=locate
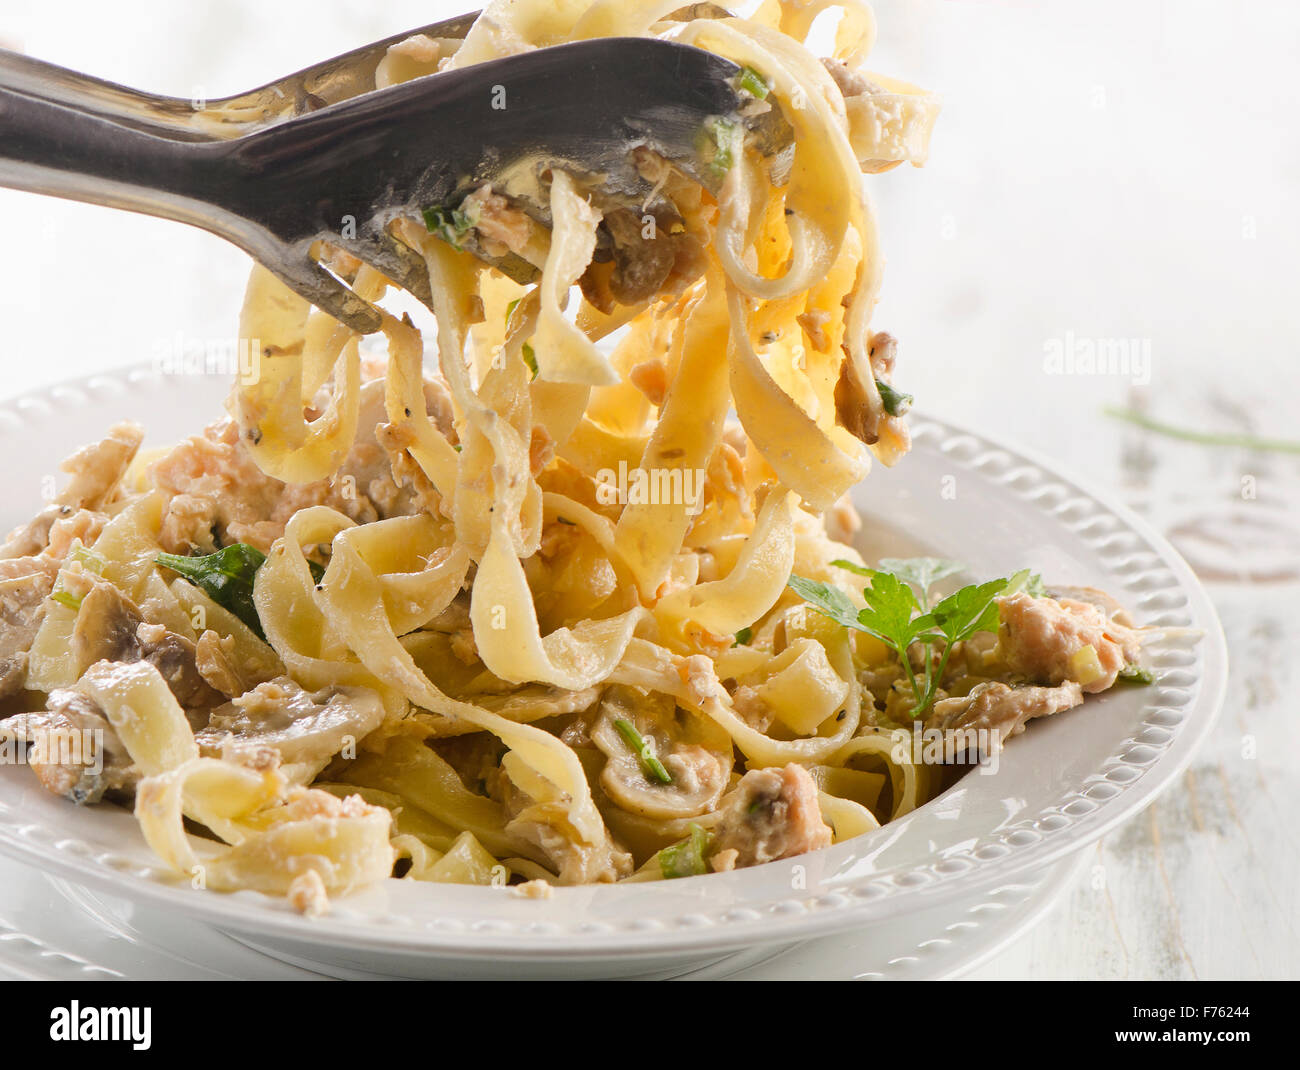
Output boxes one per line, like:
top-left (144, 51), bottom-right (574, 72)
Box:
top-left (0, 14), bottom-right (783, 333)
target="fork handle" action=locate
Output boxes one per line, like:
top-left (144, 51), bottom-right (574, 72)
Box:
top-left (0, 80), bottom-right (369, 327)
top-left (0, 83), bottom-right (267, 249)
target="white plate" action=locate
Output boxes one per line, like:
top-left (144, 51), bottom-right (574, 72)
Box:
top-left (0, 846), bottom-right (1085, 980)
top-left (0, 365), bottom-right (1227, 979)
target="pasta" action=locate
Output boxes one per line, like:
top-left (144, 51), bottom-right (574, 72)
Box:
top-left (0, 1), bottom-right (1145, 912)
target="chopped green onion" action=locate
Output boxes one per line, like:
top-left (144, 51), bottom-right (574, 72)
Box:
top-left (421, 204), bottom-right (476, 250)
top-left (70, 543), bottom-right (106, 573)
top-left (736, 65), bottom-right (770, 100)
top-left (734, 626), bottom-right (753, 646)
top-left (876, 378), bottom-right (913, 417)
top-left (659, 823), bottom-right (712, 879)
top-left (1118, 663), bottom-right (1155, 685)
top-left (1103, 406), bottom-right (1300, 455)
top-left (700, 117), bottom-right (738, 178)
top-left (613, 717), bottom-right (672, 785)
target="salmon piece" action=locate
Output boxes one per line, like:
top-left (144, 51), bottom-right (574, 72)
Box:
top-left (997, 592), bottom-right (1141, 694)
top-left (710, 763), bottom-right (832, 869)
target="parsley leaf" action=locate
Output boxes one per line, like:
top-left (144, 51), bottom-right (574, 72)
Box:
top-left (1002, 568), bottom-right (1047, 599)
top-left (930, 577), bottom-right (1011, 645)
top-left (855, 570), bottom-right (936, 651)
top-left (877, 557), bottom-right (966, 609)
top-left (790, 560), bottom-right (1020, 719)
top-left (787, 575), bottom-right (861, 632)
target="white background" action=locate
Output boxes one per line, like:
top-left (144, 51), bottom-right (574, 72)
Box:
top-left (0, 0), bottom-right (1296, 980)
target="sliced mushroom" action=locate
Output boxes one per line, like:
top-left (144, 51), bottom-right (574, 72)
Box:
top-left (591, 685), bottom-right (730, 821)
top-left (0, 569), bottom-right (54, 662)
top-left (70, 581), bottom-right (220, 710)
top-left (197, 676), bottom-right (386, 784)
top-left (0, 689), bottom-right (137, 804)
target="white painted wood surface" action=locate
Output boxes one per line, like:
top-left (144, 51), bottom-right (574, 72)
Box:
top-left (970, 579), bottom-right (1300, 980)
top-left (0, 0), bottom-right (1295, 980)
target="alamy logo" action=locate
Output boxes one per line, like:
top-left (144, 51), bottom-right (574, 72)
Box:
top-left (0, 726), bottom-right (103, 775)
top-left (49, 1002), bottom-right (151, 1050)
top-left (152, 334), bottom-right (261, 385)
top-left (891, 725), bottom-right (1004, 774)
top-left (594, 462), bottom-right (707, 516)
top-left (1043, 331), bottom-right (1151, 384)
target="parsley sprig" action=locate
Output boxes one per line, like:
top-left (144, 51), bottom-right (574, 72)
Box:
top-left (788, 557), bottom-right (1044, 719)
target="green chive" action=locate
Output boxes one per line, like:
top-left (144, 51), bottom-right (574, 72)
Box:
top-left (877, 378), bottom-right (913, 417)
top-left (613, 718), bottom-right (672, 785)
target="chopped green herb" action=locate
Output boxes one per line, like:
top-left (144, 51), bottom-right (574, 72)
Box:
top-left (421, 203), bottom-right (477, 250)
top-left (734, 626), bottom-right (753, 646)
top-left (700, 116), bottom-right (738, 178)
top-left (156, 543), bottom-right (268, 639)
top-left (1118, 663), bottom-right (1155, 685)
top-left (790, 557), bottom-right (1018, 718)
top-left (70, 543), bottom-right (106, 573)
top-left (659, 823), bottom-right (712, 879)
top-left (50, 540), bottom-right (107, 610)
top-left (1104, 406), bottom-right (1300, 455)
top-left (505, 297), bottom-right (539, 378)
top-left (736, 65), bottom-right (770, 100)
top-left (613, 717), bottom-right (672, 785)
top-left (876, 379), bottom-right (913, 417)
top-left (1002, 568), bottom-right (1048, 599)
top-left (840, 557), bottom-right (964, 611)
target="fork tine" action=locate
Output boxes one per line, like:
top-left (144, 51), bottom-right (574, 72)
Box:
top-left (343, 230), bottom-right (435, 308)
top-left (277, 257), bottom-right (384, 334)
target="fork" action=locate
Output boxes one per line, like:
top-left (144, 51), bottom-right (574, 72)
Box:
top-left (0, 14), bottom-right (783, 333)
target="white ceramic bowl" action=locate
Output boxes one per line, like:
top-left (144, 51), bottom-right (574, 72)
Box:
top-left (0, 366), bottom-right (1227, 979)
